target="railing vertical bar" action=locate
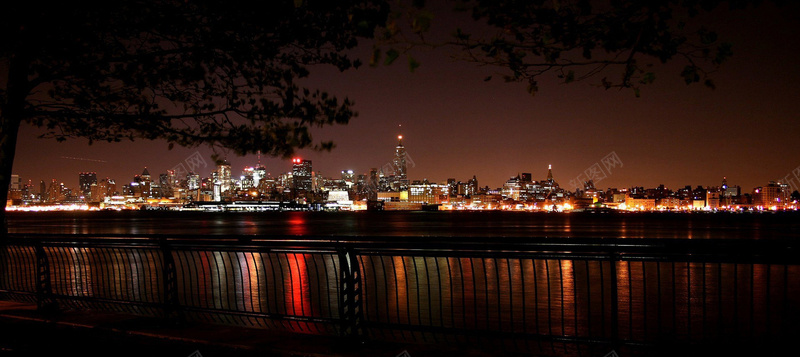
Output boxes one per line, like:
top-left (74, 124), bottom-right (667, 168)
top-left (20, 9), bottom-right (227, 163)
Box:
top-left (322, 253), bottom-right (334, 321)
top-left (733, 263), bottom-right (738, 338)
top-left (521, 258), bottom-right (527, 338)
top-left (264, 252), bottom-right (278, 317)
top-left (434, 256), bottom-right (444, 333)
top-left (364, 255), bottom-right (379, 333)
top-left (424, 256), bottom-right (437, 343)
top-left (533, 258), bottom-right (539, 340)
top-left (599, 259), bottom-right (605, 339)
top-left (629, 260), bottom-right (633, 340)
top-left (482, 258), bottom-right (490, 334)
top-left (172, 250), bottom-right (186, 307)
top-left (701, 261), bottom-right (706, 342)
top-left (235, 252), bottom-right (246, 313)
top-left (546, 259), bottom-right (554, 354)
top-left (686, 261), bottom-right (691, 343)
top-left (765, 264), bottom-right (771, 337)
top-left (411, 255), bottom-right (422, 338)
top-left (671, 262), bottom-right (676, 339)
top-left (656, 261), bottom-right (662, 338)
top-left (506, 257), bottom-right (514, 347)
top-left (783, 264), bottom-right (788, 335)
top-left (642, 261), bottom-right (648, 341)
top-left (278, 252), bottom-right (291, 328)
top-left (292, 253), bottom-right (305, 317)
top-left (609, 257), bottom-right (619, 349)
top-left (383, 255), bottom-right (397, 340)
top-left (717, 262), bottom-right (723, 339)
top-left (456, 257), bottom-right (466, 334)
top-left (466, 258), bottom-right (478, 328)
top-left (446, 257), bottom-right (454, 340)
top-left (254, 251), bottom-right (266, 317)
top-left (387, 255), bottom-right (400, 337)
top-left (309, 253), bottom-right (323, 323)
top-left (750, 263), bottom-right (755, 339)
top-left (495, 257), bottom-right (502, 333)
top-left (135, 247), bottom-right (148, 304)
top-left (585, 260), bottom-right (591, 339)
top-left (400, 256), bottom-right (414, 342)
top-left (188, 250), bottom-right (203, 309)
top-left (558, 258), bottom-right (566, 354)
top-left (229, 252), bottom-right (239, 317)
top-left (573, 259), bottom-right (578, 343)
top-left (49, 246), bottom-right (66, 302)
top-left (110, 247), bottom-right (124, 303)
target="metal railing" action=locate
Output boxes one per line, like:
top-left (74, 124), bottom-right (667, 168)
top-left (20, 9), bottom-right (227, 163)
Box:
top-left (2, 234), bottom-right (799, 355)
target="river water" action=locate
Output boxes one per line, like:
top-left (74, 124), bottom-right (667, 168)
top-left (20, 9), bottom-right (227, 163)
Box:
top-left (6, 210), bottom-right (800, 239)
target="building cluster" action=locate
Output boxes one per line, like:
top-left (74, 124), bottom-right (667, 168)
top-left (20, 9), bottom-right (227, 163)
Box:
top-left (6, 136), bottom-right (800, 212)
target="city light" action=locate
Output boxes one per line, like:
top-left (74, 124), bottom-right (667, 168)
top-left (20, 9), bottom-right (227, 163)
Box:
top-left (6, 134), bottom-right (799, 213)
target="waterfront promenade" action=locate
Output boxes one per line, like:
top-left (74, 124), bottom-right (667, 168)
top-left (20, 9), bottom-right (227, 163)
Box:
top-left (0, 300), bottom-right (436, 357)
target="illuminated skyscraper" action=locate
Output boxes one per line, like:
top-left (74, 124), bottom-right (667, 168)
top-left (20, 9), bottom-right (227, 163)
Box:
top-left (391, 135), bottom-right (408, 190)
top-left (292, 158), bottom-right (312, 196)
top-left (134, 168), bottom-right (152, 198)
top-left (216, 160), bottom-right (232, 194)
top-left (466, 175), bottom-right (479, 196)
top-left (341, 170), bottom-right (355, 188)
top-left (253, 165), bottom-right (267, 187)
top-left (79, 172), bottom-right (97, 200)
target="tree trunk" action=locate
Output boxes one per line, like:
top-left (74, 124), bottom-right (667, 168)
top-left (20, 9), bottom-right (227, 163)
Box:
top-left (1, 48), bottom-right (29, 237)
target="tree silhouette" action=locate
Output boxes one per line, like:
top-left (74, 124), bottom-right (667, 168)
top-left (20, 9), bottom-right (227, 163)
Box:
top-left (372, 0), bottom-right (750, 96)
top-left (0, 0), bottom-right (388, 226)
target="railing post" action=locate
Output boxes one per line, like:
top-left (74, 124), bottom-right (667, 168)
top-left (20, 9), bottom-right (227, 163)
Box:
top-left (337, 245), bottom-right (365, 342)
top-left (160, 239), bottom-right (182, 323)
top-left (609, 249), bottom-right (620, 349)
top-left (0, 240), bottom-right (7, 295)
top-left (34, 242), bottom-right (58, 313)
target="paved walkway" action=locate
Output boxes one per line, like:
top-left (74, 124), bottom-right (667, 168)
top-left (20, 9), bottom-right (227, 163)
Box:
top-left (0, 301), bottom-right (493, 357)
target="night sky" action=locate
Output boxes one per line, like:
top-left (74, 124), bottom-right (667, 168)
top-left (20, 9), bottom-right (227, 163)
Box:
top-left (10, 2), bottom-right (800, 192)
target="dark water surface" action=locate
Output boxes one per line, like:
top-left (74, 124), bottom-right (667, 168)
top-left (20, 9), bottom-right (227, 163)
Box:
top-left (7, 210), bottom-right (800, 239)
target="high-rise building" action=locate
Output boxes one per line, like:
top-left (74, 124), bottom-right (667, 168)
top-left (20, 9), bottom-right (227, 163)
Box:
top-left (342, 170), bottom-right (355, 188)
top-left (187, 172), bottom-right (200, 191)
top-left (216, 160), bottom-right (232, 194)
top-left (134, 168), bottom-right (152, 198)
top-left (368, 168), bottom-right (379, 201)
top-left (446, 178), bottom-right (457, 197)
top-left (466, 175), bottom-right (479, 196)
top-left (391, 135), bottom-right (409, 191)
top-left (45, 179), bottom-right (62, 203)
top-left (240, 167), bottom-right (255, 190)
top-left (79, 172), bottom-right (97, 200)
top-left (292, 158), bottom-right (312, 196)
top-left (253, 164), bottom-right (267, 188)
top-left (9, 174), bottom-right (20, 191)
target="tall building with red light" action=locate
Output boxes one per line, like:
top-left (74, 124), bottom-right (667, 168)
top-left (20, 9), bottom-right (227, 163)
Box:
top-left (391, 135), bottom-right (408, 191)
top-left (292, 158), bottom-right (312, 197)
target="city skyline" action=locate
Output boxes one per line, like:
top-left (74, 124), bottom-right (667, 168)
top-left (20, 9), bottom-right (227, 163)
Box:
top-left (8, 2), bottom-right (800, 193)
top-left (8, 131), bottom-right (797, 202)
top-left (9, 131), bottom-right (800, 197)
